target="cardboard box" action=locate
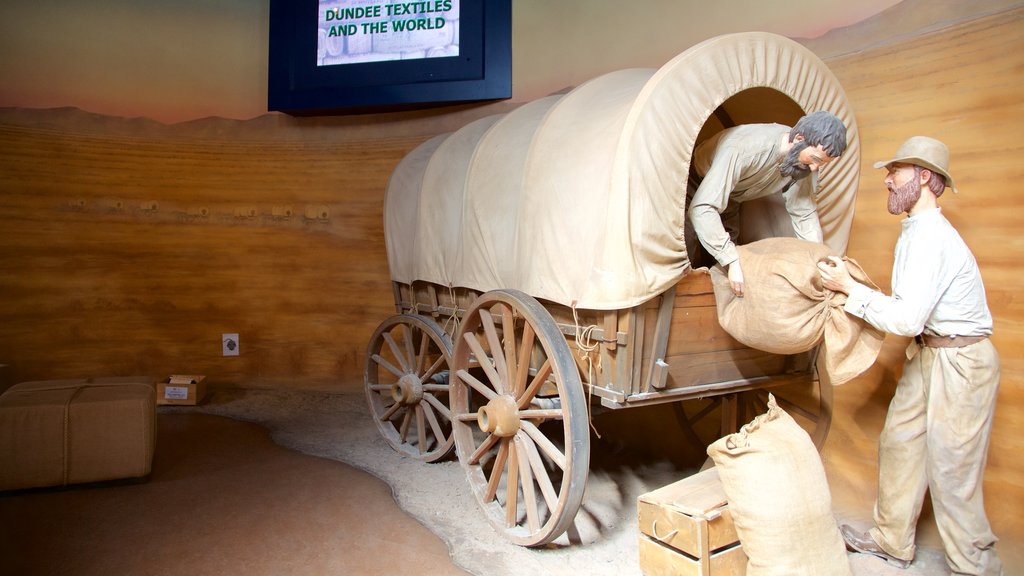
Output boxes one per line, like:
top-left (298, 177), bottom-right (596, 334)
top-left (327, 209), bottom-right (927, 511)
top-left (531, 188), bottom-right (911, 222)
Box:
top-left (637, 467), bottom-right (746, 576)
top-left (157, 375), bottom-right (208, 406)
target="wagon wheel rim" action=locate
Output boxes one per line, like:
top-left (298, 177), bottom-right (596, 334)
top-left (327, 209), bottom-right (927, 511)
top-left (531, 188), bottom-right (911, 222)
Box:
top-left (675, 352), bottom-right (833, 454)
top-left (365, 314), bottom-right (455, 462)
top-left (451, 289), bottom-right (590, 547)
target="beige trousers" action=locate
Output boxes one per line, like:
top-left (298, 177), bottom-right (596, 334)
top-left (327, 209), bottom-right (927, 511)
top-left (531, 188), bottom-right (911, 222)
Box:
top-left (869, 339), bottom-right (1002, 575)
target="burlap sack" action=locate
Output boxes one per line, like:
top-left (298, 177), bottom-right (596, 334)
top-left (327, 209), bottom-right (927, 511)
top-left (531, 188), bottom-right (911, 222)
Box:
top-left (707, 395), bottom-right (851, 576)
top-left (709, 237), bottom-right (884, 385)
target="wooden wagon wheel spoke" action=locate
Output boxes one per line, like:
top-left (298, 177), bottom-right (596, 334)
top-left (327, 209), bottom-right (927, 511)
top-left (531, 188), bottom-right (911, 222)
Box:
top-left (521, 431), bottom-right (559, 510)
top-left (513, 322), bottom-right (535, 397)
top-left (462, 332), bottom-right (504, 393)
top-left (503, 307), bottom-right (520, 393)
top-left (505, 441), bottom-right (520, 527)
top-left (483, 439), bottom-right (510, 501)
top-left (364, 314), bottom-right (455, 462)
top-left (514, 436), bottom-right (541, 532)
top-left (382, 332), bottom-right (411, 374)
top-left (412, 332), bottom-right (426, 374)
top-left (421, 401), bottom-right (446, 447)
top-left (416, 406), bottom-right (429, 449)
top-left (673, 352), bottom-right (833, 455)
top-left (516, 359), bottom-right (551, 409)
top-left (380, 401), bottom-right (403, 423)
top-left (420, 354), bottom-right (446, 382)
top-left (370, 354), bottom-right (405, 381)
top-left (520, 420), bottom-right (567, 471)
top-left (452, 289), bottom-right (589, 547)
top-left (479, 308), bottom-right (510, 391)
top-left (399, 406), bottom-right (413, 441)
top-left (469, 433), bottom-right (501, 467)
top-left (456, 368), bottom-right (499, 402)
top-left (422, 391), bottom-right (451, 421)
top-left (765, 389), bottom-right (818, 422)
top-left (517, 409), bottom-right (564, 420)
top-left (687, 399), bottom-right (718, 424)
top-left (402, 326), bottom-right (417, 373)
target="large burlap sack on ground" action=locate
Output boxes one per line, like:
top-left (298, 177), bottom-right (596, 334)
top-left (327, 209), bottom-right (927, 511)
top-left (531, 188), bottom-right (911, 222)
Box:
top-left (709, 237), bottom-right (884, 385)
top-left (707, 395), bottom-right (851, 576)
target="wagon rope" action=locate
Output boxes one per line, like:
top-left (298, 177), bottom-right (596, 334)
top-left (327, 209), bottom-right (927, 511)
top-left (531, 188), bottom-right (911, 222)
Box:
top-left (442, 283), bottom-right (460, 335)
top-left (572, 303), bottom-right (602, 438)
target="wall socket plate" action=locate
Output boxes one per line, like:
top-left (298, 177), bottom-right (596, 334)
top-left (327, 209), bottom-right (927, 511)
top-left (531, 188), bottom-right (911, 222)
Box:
top-left (222, 333), bottom-right (239, 356)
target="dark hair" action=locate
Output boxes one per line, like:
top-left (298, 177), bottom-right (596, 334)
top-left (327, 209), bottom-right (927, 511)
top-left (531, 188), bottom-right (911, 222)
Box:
top-left (914, 165), bottom-right (947, 197)
top-left (790, 111), bottom-right (847, 157)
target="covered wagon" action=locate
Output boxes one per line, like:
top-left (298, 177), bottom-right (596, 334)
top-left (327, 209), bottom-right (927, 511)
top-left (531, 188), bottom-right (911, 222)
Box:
top-left (364, 32), bottom-right (860, 546)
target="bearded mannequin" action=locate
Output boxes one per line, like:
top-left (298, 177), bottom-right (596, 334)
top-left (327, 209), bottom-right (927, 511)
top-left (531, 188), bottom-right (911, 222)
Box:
top-left (687, 111), bottom-right (848, 296)
top-left (818, 136), bottom-right (1003, 575)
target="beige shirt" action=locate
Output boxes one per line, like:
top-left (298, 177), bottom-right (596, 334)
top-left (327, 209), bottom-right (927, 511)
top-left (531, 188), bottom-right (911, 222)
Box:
top-left (689, 123), bottom-right (822, 267)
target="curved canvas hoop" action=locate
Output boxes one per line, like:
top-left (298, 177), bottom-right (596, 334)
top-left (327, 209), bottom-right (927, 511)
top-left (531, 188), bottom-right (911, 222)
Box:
top-left (384, 132), bottom-right (449, 285)
top-left (618, 30), bottom-right (860, 262)
top-left (515, 68), bottom-right (656, 307)
top-left (580, 31), bottom-right (860, 308)
top-left (385, 32), bottom-right (860, 310)
top-left (415, 114), bottom-right (503, 288)
top-left (460, 95), bottom-right (563, 292)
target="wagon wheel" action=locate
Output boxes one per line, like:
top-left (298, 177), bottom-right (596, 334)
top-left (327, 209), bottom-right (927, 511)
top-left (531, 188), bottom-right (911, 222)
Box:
top-left (365, 314), bottom-right (455, 462)
top-left (675, 357), bottom-right (833, 454)
top-left (451, 289), bottom-right (590, 547)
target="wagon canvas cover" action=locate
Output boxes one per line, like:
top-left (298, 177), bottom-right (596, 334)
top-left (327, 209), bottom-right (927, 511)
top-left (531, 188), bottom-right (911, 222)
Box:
top-left (384, 32), bottom-right (860, 310)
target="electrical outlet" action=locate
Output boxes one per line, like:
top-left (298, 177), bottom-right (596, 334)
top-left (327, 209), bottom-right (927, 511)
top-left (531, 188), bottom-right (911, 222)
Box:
top-left (304, 204), bottom-right (329, 221)
top-left (222, 333), bottom-right (239, 356)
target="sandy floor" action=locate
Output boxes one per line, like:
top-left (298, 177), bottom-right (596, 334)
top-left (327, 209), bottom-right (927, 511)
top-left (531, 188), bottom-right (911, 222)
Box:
top-left (170, 386), bottom-right (966, 576)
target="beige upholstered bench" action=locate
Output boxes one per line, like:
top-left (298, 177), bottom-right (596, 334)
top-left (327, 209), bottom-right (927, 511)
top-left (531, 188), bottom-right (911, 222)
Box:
top-left (0, 377), bottom-right (157, 491)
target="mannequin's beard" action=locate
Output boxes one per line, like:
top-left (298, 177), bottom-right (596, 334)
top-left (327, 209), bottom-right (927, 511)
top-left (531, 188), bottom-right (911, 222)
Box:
top-left (779, 141), bottom-right (812, 180)
top-left (887, 177), bottom-right (921, 215)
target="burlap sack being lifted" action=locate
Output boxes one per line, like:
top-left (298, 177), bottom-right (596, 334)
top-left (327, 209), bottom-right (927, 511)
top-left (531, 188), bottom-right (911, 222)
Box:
top-left (709, 237), bottom-right (884, 385)
top-left (708, 394), bottom-right (851, 576)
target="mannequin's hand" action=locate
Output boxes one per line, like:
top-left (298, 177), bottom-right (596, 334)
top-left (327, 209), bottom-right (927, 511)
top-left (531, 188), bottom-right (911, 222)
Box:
top-left (817, 256), bottom-right (854, 294)
top-left (728, 261), bottom-right (745, 297)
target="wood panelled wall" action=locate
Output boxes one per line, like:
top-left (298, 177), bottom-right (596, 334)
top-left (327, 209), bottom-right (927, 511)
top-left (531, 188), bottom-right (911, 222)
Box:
top-left (0, 123), bottom-right (423, 390)
top-left (819, 8), bottom-right (1023, 566)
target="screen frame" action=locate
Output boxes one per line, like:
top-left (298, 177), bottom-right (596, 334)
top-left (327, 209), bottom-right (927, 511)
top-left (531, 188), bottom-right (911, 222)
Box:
top-left (268, 0), bottom-right (512, 115)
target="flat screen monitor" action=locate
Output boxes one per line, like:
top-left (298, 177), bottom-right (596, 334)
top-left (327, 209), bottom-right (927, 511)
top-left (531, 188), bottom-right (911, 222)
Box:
top-left (268, 0), bottom-right (512, 115)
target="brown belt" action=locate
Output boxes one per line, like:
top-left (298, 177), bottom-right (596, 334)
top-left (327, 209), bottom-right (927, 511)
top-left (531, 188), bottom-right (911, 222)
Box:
top-left (916, 333), bottom-right (987, 348)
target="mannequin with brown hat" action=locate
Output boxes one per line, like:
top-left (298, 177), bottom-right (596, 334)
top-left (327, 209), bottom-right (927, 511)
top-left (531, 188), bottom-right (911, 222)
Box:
top-left (817, 136), bottom-right (1003, 575)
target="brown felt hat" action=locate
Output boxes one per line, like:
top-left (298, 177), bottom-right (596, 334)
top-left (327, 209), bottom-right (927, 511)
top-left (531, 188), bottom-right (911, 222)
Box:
top-left (873, 136), bottom-right (958, 193)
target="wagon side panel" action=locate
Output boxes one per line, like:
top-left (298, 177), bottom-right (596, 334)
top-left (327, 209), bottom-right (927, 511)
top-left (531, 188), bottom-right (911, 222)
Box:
top-left (639, 271), bottom-right (813, 398)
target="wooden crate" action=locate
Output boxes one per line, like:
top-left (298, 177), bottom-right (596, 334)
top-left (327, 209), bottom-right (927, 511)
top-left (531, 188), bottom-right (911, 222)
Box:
top-left (637, 467), bottom-right (746, 576)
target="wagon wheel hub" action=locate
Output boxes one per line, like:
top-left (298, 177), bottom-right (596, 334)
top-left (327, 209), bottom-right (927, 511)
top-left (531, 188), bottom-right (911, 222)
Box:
top-left (477, 395), bottom-right (520, 437)
top-left (391, 373), bottom-right (424, 405)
